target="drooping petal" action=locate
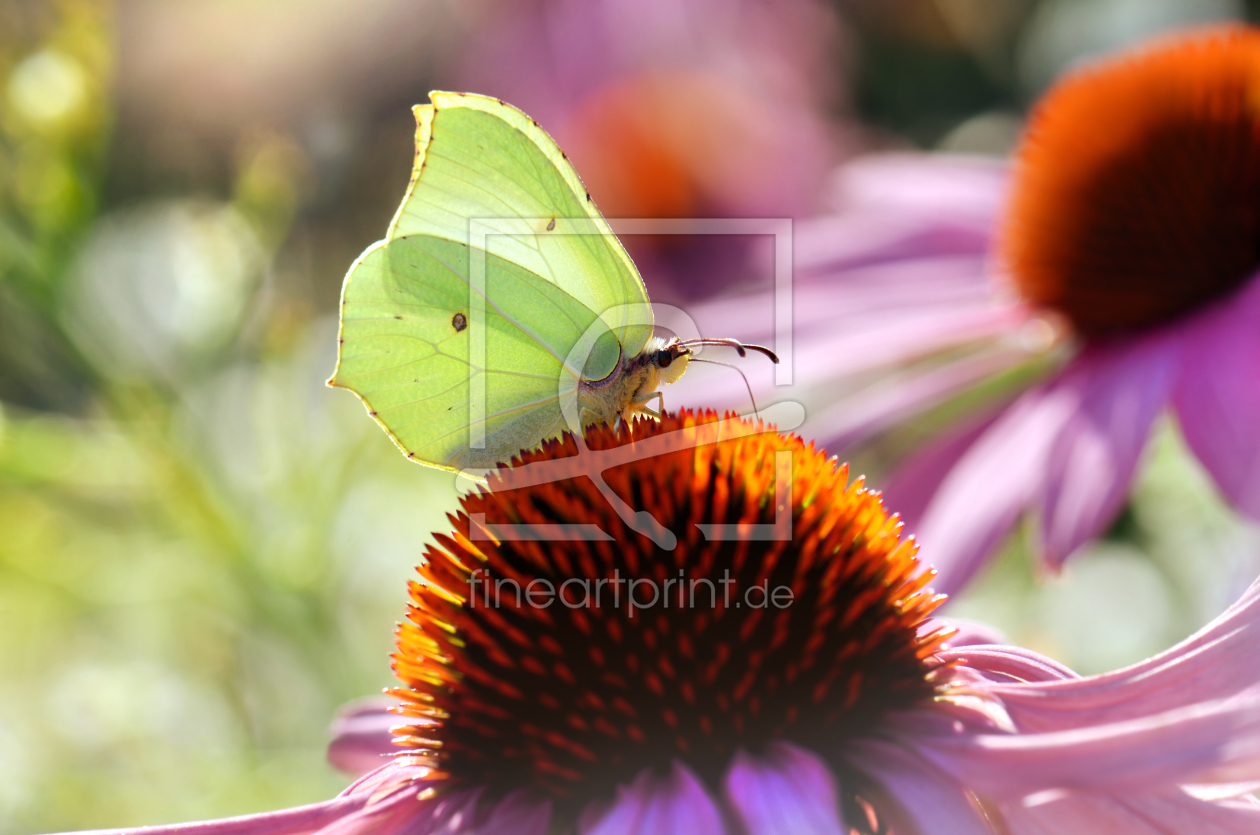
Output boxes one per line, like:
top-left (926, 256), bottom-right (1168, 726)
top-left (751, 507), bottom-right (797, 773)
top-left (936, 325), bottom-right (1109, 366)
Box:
top-left (938, 645), bottom-right (1078, 685)
top-left (723, 743), bottom-right (846, 835)
top-left (847, 740), bottom-right (992, 835)
top-left (912, 383), bottom-right (1077, 595)
top-left (73, 764), bottom-right (549, 835)
top-left (998, 788), bottom-right (1260, 835)
top-left (327, 697), bottom-right (402, 777)
top-left (1037, 332), bottom-right (1180, 568)
top-left (75, 796), bottom-right (376, 835)
top-left (909, 693), bottom-right (1260, 797)
top-left (950, 573), bottom-right (1260, 729)
top-left (1173, 271), bottom-right (1260, 520)
top-left (581, 762), bottom-right (727, 835)
top-left (76, 764), bottom-right (437, 835)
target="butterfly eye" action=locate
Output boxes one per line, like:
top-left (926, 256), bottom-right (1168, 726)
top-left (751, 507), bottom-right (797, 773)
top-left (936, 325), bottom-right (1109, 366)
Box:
top-left (656, 350), bottom-right (673, 369)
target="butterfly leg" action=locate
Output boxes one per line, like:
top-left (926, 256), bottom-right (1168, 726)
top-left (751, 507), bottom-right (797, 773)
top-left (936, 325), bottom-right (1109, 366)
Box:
top-left (632, 391), bottom-right (665, 419)
top-left (580, 407), bottom-right (605, 431)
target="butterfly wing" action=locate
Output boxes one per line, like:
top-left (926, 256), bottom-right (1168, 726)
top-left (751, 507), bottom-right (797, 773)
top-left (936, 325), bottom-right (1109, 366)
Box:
top-left (332, 92), bottom-right (657, 472)
top-left (387, 91), bottom-right (653, 371)
top-left (333, 235), bottom-right (619, 472)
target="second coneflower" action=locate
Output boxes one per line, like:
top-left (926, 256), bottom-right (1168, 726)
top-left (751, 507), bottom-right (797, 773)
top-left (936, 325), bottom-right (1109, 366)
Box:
top-left (683, 25), bottom-right (1260, 595)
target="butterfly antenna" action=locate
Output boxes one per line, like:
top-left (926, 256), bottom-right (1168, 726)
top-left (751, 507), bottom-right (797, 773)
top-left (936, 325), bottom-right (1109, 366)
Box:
top-left (689, 357), bottom-right (762, 421)
top-left (680, 338), bottom-right (780, 364)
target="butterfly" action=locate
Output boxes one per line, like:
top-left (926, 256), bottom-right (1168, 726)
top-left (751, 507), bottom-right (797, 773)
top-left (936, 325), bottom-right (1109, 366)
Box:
top-left (329, 92), bottom-right (776, 476)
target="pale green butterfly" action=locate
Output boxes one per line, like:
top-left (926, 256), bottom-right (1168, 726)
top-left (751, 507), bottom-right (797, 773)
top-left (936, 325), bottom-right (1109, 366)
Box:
top-left (329, 91), bottom-right (776, 476)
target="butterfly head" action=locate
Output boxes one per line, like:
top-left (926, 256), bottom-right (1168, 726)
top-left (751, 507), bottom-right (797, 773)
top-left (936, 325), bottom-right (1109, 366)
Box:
top-left (651, 337), bottom-right (693, 386)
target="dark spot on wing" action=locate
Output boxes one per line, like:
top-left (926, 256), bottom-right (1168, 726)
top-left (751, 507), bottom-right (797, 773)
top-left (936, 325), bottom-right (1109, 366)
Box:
top-left (546, 217), bottom-right (556, 232)
top-left (452, 312), bottom-right (468, 332)
top-left (394, 315), bottom-right (403, 320)
top-left (585, 192), bottom-right (591, 202)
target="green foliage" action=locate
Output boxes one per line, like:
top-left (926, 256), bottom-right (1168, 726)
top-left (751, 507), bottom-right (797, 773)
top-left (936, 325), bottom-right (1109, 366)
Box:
top-left (0, 4), bottom-right (463, 831)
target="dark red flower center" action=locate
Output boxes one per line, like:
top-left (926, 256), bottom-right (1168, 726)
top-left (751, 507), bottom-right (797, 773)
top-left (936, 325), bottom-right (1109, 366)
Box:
top-left (390, 411), bottom-right (947, 823)
top-left (1004, 26), bottom-right (1260, 336)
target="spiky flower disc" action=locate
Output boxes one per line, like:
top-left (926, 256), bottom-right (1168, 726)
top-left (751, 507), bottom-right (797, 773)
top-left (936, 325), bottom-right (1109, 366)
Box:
top-left (391, 410), bottom-right (946, 820)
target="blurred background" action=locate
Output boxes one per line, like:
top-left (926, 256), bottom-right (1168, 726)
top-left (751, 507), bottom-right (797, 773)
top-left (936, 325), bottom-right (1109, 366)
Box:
top-left (3, 0), bottom-right (1260, 831)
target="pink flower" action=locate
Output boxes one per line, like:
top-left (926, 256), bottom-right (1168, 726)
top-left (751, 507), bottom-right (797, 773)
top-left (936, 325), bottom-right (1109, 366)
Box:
top-left (70, 412), bottom-right (1260, 834)
top-left (680, 26), bottom-right (1260, 595)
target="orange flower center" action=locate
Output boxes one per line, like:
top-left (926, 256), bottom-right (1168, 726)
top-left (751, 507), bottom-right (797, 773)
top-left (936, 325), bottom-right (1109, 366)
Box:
top-left (1004, 26), bottom-right (1260, 336)
top-left (390, 411), bottom-right (946, 822)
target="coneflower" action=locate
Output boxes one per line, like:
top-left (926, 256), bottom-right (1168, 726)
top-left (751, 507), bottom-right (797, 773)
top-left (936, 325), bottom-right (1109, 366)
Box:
top-left (389, 410), bottom-right (946, 830)
top-left (682, 25), bottom-right (1260, 595)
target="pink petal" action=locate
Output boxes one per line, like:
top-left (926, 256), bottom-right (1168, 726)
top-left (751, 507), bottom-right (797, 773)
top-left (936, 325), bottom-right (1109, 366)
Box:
top-left (461, 790), bottom-right (553, 835)
top-left (1173, 272), bottom-right (1260, 520)
top-left (76, 796), bottom-right (375, 835)
top-left (1037, 333), bottom-right (1180, 569)
top-left (882, 410), bottom-right (1004, 532)
top-left (909, 693), bottom-right (1260, 797)
top-left (581, 762), bottom-right (726, 835)
top-left (999, 788), bottom-right (1260, 835)
top-left (937, 645), bottom-right (1078, 685)
top-left (79, 764), bottom-right (437, 835)
top-left (794, 214), bottom-right (995, 273)
top-left (827, 154), bottom-right (1009, 230)
top-left (327, 697), bottom-right (402, 777)
top-left (808, 346), bottom-right (1032, 453)
top-left (913, 383), bottom-right (1077, 595)
top-left (319, 788), bottom-right (483, 835)
top-left (690, 253), bottom-right (997, 345)
top-left (723, 742), bottom-right (846, 835)
top-left (798, 154), bottom-right (1008, 272)
top-left (787, 282), bottom-right (1024, 384)
top-left (846, 740), bottom-right (992, 835)
top-left (961, 573), bottom-right (1260, 730)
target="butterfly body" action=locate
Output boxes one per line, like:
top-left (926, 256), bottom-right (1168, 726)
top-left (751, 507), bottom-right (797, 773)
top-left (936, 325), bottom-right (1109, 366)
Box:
top-left (578, 337), bottom-right (693, 426)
